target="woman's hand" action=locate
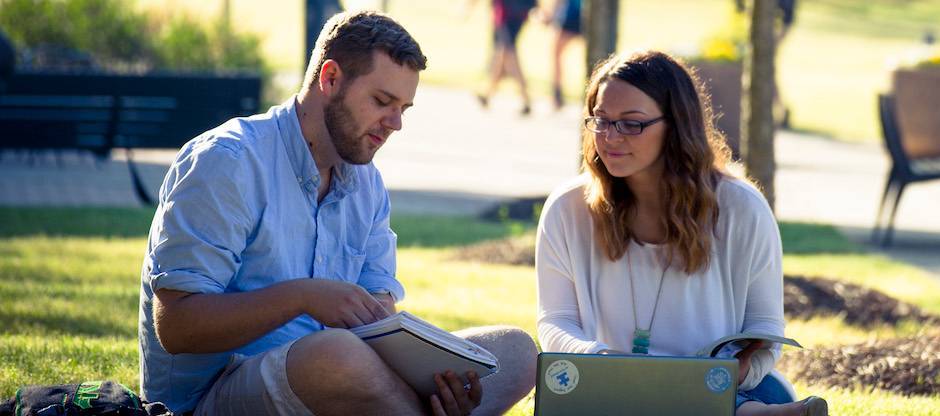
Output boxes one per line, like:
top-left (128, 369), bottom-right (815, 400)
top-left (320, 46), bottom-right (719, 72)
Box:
top-left (430, 371), bottom-right (483, 416)
top-left (734, 340), bottom-right (764, 384)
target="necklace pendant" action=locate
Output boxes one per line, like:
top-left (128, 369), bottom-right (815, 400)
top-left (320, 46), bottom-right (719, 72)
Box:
top-left (632, 329), bottom-right (651, 354)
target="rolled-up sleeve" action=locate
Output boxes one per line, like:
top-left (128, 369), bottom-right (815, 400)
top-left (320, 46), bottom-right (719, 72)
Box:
top-left (148, 143), bottom-right (254, 295)
top-left (356, 172), bottom-right (404, 302)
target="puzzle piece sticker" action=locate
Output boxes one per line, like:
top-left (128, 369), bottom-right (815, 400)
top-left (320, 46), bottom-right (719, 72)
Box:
top-left (545, 359), bottom-right (580, 395)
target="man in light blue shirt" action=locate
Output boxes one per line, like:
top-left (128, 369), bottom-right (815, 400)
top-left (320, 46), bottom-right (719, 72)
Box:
top-left (138, 10), bottom-right (536, 416)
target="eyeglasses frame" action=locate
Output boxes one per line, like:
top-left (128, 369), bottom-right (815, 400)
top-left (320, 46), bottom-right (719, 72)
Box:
top-left (584, 116), bottom-right (666, 136)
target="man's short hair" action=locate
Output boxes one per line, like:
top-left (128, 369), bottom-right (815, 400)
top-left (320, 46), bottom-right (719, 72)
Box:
top-left (303, 10), bottom-right (427, 88)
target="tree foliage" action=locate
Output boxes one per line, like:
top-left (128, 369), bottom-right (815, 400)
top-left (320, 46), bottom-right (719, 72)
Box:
top-left (0, 0), bottom-right (266, 75)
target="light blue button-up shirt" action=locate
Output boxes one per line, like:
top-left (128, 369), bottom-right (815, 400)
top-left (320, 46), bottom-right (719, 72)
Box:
top-left (138, 96), bottom-right (404, 413)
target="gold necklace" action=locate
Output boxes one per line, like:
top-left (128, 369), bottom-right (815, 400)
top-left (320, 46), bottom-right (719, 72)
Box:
top-left (627, 248), bottom-right (668, 354)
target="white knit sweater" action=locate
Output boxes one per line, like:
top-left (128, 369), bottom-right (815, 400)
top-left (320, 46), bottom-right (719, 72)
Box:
top-left (535, 175), bottom-right (785, 391)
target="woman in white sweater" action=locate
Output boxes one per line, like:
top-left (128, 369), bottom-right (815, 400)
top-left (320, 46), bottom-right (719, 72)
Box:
top-left (535, 50), bottom-right (827, 416)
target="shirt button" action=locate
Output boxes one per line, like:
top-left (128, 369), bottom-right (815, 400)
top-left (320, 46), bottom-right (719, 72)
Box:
top-left (316, 256), bottom-right (323, 263)
top-left (297, 176), bottom-right (303, 183)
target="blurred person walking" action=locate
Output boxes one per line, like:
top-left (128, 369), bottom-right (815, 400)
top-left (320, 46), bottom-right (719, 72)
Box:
top-left (471, 0), bottom-right (536, 116)
top-left (773, 0), bottom-right (796, 128)
top-left (735, 0), bottom-right (798, 127)
top-left (538, 0), bottom-right (582, 110)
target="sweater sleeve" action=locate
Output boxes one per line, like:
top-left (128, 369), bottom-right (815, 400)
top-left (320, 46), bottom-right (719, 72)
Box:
top-left (536, 194), bottom-right (610, 354)
top-left (734, 184), bottom-right (786, 391)
top-left (740, 349), bottom-right (778, 390)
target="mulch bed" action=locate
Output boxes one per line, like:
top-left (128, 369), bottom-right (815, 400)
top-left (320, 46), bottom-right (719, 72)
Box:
top-left (784, 274), bottom-right (938, 327)
top-left (779, 333), bottom-right (940, 396)
top-left (451, 235), bottom-right (535, 267)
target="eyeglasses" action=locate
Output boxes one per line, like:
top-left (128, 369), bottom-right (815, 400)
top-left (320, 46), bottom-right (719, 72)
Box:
top-left (584, 116), bottom-right (665, 136)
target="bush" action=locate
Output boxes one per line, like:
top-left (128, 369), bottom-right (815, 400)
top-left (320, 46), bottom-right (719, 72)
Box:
top-left (154, 14), bottom-right (267, 75)
top-left (0, 0), bottom-right (72, 50)
top-left (0, 0), bottom-right (267, 76)
top-left (688, 3), bottom-right (747, 64)
top-left (915, 53), bottom-right (940, 69)
top-left (0, 0), bottom-right (151, 67)
top-left (154, 15), bottom-right (215, 71)
top-left (62, 0), bottom-right (152, 64)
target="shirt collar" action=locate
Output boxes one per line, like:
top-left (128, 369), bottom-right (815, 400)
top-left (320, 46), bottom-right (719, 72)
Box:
top-left (277, 95), bottom-right (358, 197)
top-left (331, 161), bottom-right (359, 197)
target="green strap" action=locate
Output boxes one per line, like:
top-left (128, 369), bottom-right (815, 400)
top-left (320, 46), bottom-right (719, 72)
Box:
top-left (14, 388), bottom-right (22, 416)
top-left (74, 381), bottom-right (103, 410)
top-left (120, 383), bottom-right (143, 409)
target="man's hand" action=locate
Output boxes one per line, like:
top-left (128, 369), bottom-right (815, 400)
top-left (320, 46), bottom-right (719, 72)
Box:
top-left (429, 371), bottom-right (482, 416)
top-left (734, 340), bottom-right (764, 384)
top-left (302, 280), bottom-right (390, 328)
top-left (372, 292), bottom-right (396, 315)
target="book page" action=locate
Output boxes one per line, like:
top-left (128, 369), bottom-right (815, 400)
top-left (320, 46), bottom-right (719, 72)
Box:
top-left (696, 333), bottom-right (802, 358)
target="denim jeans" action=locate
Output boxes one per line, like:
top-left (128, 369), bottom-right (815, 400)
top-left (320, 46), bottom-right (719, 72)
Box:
top-left (736, 373), bottom-right (796, 408)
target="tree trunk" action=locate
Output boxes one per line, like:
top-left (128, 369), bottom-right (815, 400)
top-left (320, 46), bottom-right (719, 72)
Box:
top-left (581, 0), bottom-right (619, 166)
top-left (584, 0), bottom-right (619, 75)
top-left (742, 0), bottom-right (776, 210)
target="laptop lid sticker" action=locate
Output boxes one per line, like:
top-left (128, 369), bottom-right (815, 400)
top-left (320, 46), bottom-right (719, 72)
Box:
top-left (705, 366), bottom-right (733, 393)
top-left (545, 359), bottom-right (580, 395)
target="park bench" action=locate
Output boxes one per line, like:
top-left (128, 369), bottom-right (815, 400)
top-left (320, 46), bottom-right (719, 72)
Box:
top-left (0, 70), bottom-right (262, 204)
top-left (871, 94), bottom-right (940, 247)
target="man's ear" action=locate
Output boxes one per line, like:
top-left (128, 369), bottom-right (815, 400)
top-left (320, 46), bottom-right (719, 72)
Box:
top-left (318, 59), bottom-right (344, 97)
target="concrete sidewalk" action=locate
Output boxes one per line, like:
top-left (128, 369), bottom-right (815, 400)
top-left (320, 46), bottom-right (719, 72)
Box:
top-left (2, 85), bottom-right (939, 276)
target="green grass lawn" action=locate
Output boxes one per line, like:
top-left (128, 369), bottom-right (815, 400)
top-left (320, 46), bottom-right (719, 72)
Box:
top-left (1, 207), bottom-right (939, 414)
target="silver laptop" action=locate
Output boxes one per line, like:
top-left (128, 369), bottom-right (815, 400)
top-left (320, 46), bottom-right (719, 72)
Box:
top-left (535, 352), bottom-right (738, 416)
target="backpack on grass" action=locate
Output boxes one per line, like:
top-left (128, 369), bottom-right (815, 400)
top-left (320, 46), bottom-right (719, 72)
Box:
top-left (0, 380), bottom-right (171, 416)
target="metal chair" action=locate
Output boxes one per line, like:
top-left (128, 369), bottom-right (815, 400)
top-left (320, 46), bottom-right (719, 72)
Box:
top-left (872, 94), bottom-right (940, 247)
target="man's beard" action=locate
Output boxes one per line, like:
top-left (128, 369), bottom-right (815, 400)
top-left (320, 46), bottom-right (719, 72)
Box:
top-left (324, 91), bottom-right (372, 165)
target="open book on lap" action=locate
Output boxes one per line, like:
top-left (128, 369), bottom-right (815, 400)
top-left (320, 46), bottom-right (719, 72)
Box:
top-left (348, 311), bottom-right (500, 397)
top-left (696, 333), bottom-right (803, 358)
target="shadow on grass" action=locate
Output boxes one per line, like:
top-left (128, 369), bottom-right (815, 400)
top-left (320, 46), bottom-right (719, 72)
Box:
top-left (0, 207), bottom-right (156, 238)
top-left (392, 215), bottom-right (534, 248)
top-left (0, 282), bottom-right (138, 337)
top-left (0, 208), bottom-right (857, 254)
top-left (779, 221), bottom-right (860, 254)
top-left (0, 207), bottom-right (536, 247)
top-left (0, 309), bottom-right (134, 338)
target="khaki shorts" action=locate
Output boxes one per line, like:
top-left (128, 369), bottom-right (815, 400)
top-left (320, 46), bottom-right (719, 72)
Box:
top-left (194, 339), bottom-right (313, 416)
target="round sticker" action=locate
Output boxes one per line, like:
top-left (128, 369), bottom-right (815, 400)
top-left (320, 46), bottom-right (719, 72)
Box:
top-left (705, 367), bottom-right (732, 393)
top-left (544, 359), bottom-right (580, 395)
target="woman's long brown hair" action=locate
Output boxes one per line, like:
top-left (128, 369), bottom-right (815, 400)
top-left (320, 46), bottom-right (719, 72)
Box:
top-left (581, 50), bottom-right (732, 274)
